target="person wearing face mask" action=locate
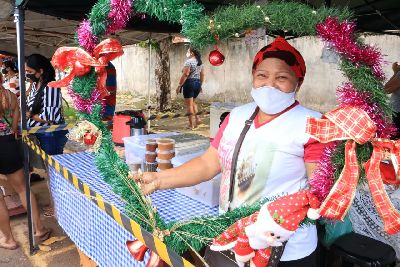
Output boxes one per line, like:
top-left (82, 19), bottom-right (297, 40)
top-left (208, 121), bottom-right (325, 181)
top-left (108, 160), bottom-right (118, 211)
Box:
top-left (25, 54), bottom-right (67, 155)
top-left (176, 47), bottom-right (205, 129)
top-left (1, 59), bottom-right (20, 97)
top-left (135, 37), bottom-right (327, 266)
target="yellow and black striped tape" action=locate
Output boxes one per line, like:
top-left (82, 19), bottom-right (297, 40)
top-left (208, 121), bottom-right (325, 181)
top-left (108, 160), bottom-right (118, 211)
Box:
top-left (23, 136), bottom-right (194, 267)
top-left (24, 123), bottom-right (75, 135)
top-left (147, 111), bottom-right (209, 121)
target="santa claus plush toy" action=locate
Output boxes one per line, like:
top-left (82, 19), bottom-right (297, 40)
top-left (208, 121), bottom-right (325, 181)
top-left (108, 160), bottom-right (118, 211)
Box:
top-left (210, 190), bottom-right (320, 267)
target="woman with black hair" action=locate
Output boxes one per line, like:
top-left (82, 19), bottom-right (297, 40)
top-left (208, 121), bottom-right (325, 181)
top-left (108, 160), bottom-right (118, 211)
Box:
top-left (1, 59), bottom-right (20, 97)
top-left (176, 47), bottom-right (205, 129)
top-left (25, 53), bottom-right (67, 155)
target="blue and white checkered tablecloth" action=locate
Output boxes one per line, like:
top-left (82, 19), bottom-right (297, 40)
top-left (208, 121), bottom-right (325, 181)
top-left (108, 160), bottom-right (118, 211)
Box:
top-left (49, 152), bottom-right (219, 267)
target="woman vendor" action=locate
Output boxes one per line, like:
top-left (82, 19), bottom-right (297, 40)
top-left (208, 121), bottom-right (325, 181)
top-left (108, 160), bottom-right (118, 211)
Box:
top-left (137, 37), bottom-right (326, 266)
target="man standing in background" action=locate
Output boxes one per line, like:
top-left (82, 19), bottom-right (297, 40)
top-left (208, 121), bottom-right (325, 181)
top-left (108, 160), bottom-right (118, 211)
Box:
top-left (103, 62), bottom-right (117, 121)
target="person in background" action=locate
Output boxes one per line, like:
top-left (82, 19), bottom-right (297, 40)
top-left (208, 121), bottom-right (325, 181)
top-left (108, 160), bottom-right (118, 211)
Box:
top-left (2, 59), bottom-right (20, 98)
top-left (176, 47), bottom-right (205, 130)
top-left (384, 61), bottom-right (400, 138)
top-left (25, 54), bottom-right (67, 155)
top-left (0, 73), bottom-right (50, 250)
top-left (103, 62), bottom-right (117, 121)
top-left (139, 37), bottom-right (327, 266)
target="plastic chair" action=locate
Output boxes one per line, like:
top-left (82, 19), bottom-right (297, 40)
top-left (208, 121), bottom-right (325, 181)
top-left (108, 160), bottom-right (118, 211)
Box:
top-left (327, 232), bottom-right (396, 267)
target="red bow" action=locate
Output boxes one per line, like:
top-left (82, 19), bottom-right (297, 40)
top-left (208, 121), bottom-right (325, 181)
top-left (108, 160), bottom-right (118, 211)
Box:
top-left (48, 38), bottom-right (123, 99)
top-left (126, 240), bottom-right (167, 267)
top-left (306, 106), bottom-right (400, 234)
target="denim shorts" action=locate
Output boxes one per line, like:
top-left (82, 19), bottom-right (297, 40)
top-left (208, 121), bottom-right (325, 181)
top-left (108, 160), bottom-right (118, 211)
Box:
top-left (183, 78), bottom-right (201, 99)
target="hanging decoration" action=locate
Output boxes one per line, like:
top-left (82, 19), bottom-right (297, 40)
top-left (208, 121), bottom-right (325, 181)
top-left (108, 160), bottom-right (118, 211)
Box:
top-left (49, 38), bottom-right (124, 99)
top-left (67, 120), bottom-right (103, 152)
top-left (209, 47), bottom-right (225, 66)
top-left (126, 240), bottom-right (168, 267)
top-left (306, 106), bottom-right (400, 235)
top-left (207, 18), bottom-right (225, 66)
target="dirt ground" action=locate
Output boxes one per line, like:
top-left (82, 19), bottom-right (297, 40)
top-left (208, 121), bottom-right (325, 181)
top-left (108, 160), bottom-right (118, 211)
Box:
top-left (0, 170), bottom-right (80, 267)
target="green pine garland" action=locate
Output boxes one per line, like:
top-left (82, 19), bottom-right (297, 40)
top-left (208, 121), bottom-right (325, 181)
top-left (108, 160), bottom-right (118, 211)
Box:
top-left (183, 2), bottom-right (352, 48)
top-left (71, 68), bottom-right (97, 99)
top-left (134, 0), bottom-right (204, 34)
top-left (89, 0), bottom-right (112, 37)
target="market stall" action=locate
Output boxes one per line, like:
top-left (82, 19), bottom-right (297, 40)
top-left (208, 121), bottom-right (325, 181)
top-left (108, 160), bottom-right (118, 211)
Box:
top-left (6, 0), bottom-right (400, 266)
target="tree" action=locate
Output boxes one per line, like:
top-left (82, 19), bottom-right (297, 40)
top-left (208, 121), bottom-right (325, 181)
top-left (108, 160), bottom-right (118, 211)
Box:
top-left (154, 37), bottom-right (171, 112)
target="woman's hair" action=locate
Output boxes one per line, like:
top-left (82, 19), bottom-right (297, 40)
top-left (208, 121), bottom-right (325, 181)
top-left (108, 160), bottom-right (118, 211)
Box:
top-left (3, 60), bottom-right (18, 72)
top-left (26, 54), bottom-right (55, 84)
top-left (189, 48), bottom-right (202, 66)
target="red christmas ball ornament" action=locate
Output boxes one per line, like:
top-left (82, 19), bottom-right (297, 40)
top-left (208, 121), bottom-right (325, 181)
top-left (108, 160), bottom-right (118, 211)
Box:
top-left (209, 48), bottom-right (225, 66)
top-left (83, 132), bottom-right (97, 145)
top-left (74, 61), bottom-right (91, 76)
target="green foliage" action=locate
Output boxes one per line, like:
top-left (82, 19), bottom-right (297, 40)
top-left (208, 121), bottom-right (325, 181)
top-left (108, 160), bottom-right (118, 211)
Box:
top-left (340, 59), bottom-right (392, 118)
top-left (134, 0), bottom-right (204, 31)
top-left (331, 142), bottom-right (373, 182)
top-left (71, 68), bottom-right (97, 99)
top-left (183, 1), bottom-right (353, 48)
top-left (89, 0), bottom-right (111, 36)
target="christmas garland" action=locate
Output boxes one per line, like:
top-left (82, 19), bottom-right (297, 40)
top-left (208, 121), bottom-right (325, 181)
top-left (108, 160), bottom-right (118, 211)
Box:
top-left (51, 0), bottom-right (394, 258)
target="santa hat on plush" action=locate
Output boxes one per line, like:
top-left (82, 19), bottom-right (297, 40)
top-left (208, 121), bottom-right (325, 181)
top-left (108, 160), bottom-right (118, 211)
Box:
top-left (245, 190), bottom-right (321, 250)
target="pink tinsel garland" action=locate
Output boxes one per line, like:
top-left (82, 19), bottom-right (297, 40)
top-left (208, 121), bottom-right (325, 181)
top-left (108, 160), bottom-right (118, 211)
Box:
top-left (106, 0), bottom-right (132, 34)
top-left (77, 19), bottom-right (99, 53)
top-left (316, 17), bottom-right (384, 80)
top-left (68, 87), bottom-right (104, 114)
top-left (337, 83), bottom-right (397, 138)
top-left (310, 142), bottom-right (338, 202)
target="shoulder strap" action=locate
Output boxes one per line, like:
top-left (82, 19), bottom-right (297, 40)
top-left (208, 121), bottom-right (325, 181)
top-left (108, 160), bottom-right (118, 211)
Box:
top-left (227, 107), bottom-right (259, 210)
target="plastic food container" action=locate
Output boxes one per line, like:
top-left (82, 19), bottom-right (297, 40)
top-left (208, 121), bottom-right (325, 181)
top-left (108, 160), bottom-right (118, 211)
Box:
top-left (156, 138), bottom-right (175, 151)
top-left (157, 150), bottom-right (175, 160)
top-left (157, 159), bottom-right (173, 170)
top-left (145, 152), bottom-right (157, 163)
top-left (145, 139), bottom-right (157, 152)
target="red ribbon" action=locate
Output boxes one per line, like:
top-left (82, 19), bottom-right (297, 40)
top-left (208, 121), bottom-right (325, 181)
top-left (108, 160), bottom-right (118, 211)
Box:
top-left (48, 38), bottom-right (123, 99)
top-left (307, 106), bottom-right (400, 234)
top-left (126, 240), bottom-right (167, 267)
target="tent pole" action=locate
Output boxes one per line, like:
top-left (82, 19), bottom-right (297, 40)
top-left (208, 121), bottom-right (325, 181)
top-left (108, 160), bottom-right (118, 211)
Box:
top-left (147, 34), bottom-right (152, 133)
top-left (14, 5), bottom-right (36, 255)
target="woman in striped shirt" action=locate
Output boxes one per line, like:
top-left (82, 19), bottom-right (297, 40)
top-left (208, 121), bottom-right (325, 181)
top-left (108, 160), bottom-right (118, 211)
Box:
top-left (25, 54), bottom-right (67, 155)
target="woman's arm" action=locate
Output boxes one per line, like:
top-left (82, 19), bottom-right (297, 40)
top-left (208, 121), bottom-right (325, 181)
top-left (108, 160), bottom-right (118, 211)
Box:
top-left (200, 68), bottom-right (205, 84)
top-left (305, 162), bottom-right (318, 179)
top-left (9, 91), bottom-right (20, 133)
top-left (136, 146), bottom-right (221, 195)
top-left (384, 71), bottom-right (400, 94)
top-left (176, 66), bottom-right (190, 94)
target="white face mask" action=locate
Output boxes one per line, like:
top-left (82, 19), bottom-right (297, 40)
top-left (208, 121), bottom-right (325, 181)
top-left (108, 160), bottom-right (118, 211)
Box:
top-left (251, 85), bottom-right (296, 115)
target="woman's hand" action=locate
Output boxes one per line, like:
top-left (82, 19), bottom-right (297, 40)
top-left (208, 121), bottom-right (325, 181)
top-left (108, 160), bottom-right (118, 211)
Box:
top-left (26, 111), bottom-right (31, 118)
top-left (134, 171), bottom-right (162, 195)
top-left (392, 62), bottom-right (400, 73)
top-left (176, 85), bottom-right (181, 95)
